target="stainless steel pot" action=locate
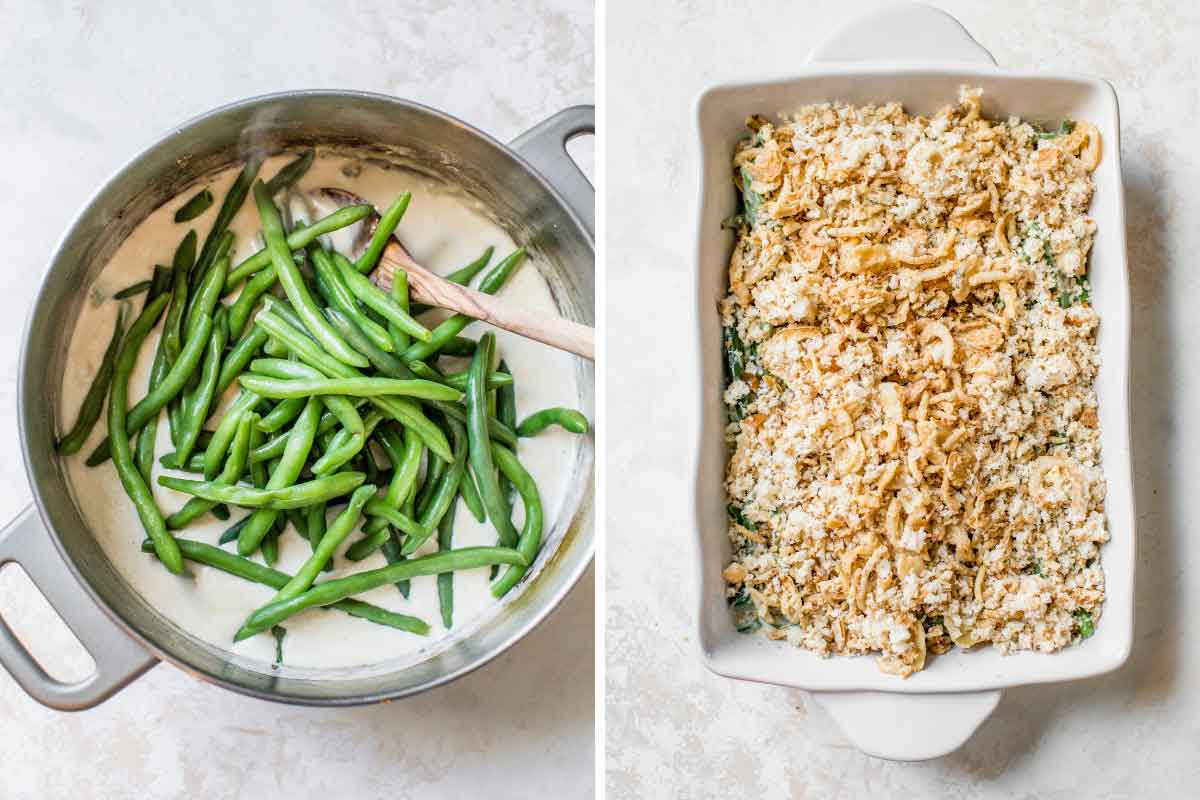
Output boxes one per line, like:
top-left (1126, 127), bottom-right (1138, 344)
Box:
top-left (0, 91), bottom-right (594, 709)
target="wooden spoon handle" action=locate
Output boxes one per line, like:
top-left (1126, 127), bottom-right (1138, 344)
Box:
top-left (374, 243), bottom-right (595, 361)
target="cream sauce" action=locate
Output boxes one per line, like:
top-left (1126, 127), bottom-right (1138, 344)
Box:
top-left (59, 154), bottom-right (580, 671)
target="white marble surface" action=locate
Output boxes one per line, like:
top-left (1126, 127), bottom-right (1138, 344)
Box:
top-left (0, 2), bottom-right (594, 798)
top-left (606, 0), bottom-right (1197, 795)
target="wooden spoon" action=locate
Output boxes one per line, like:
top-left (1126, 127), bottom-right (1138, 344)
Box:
top-left (313, 188), bottom-right (594, 361)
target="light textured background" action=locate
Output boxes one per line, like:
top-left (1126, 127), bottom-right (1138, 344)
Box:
top-left (606, 0), bottom-right (1195, 796)
top-left (0, 2), bottom-right (594, 798)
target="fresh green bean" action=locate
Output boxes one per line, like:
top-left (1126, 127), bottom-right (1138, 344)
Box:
top-left (354, 192), bottom-right (411, 274)
top-left (162, 231), bottom-right (196, 363)
top-left (496, 359), bottom-right (517, 509)
top-left (223, 204), bottom-right (374, 292)
top-left (235, 546), bottom-right (524, 639)
top-left (401, 416), bottom-right (468, 555)
top-left (219, 514), bottom-right (252, 545)
top-left (408, 246), bottom-right (493, 316)
top-left (443, 371), bottom-right (513, 391)
top-left (142, 538), bottom-right (427, 633)
top-left (261, 523), bottom-right (281, 566)
top-left (194, 157), bottom-right (260, 287)
top-left (212, 504), bottom-right (231, 521)
top-left (438, 336), bottom-right (478, 358)
top-left (160, 470), bottom-right (365, 510)
top-left (309, 407), bottom-right (378, 476)
top-left (174, 308), bottom-right (228, 466)
top-left (489, 443), bottom-right (544, 596)
top-left (183, 254), bottom-right (228, 340)
top-left (84, 313), bottom-right (215, 466)
top-left (238, 397), bottom-right (321, 555)
top-left (264, 151), bottom-right (314, 196)
top-left (324, 307), bottom-right (414, 378)
top-left (333, 253), bottom-right (430, 342)
top-left (402, 248), bottom-right (525, 362)
top-left (361, 425), bottom-right (423, 539)
top-left (57, 305), bottom-right (125, 456)
top-left (135, 352), bottom-right (168, 482)
top-left (265, 484), bottom-right (376, 609)
top-left (202, 390), bottom-right (261, 480)
top-left (459, 465), bottom-right (486, 524)
top-left (344, 527), bottom-right (390, 562)
top-left (414, 451), bottom-right (447, 517)
top-left (465, 333), bottom-right (518, 547)
top-left (255, 307), bottom-right (453, 462)
top-left (309, 245), bottom-right (394, 352)
top-left (239, 375), bottom-right (461, 402)
top-left (217, 325), bottom-right (269, 394)
top-left (253, 182), bottom-right (368, 367)
top-left (389, 268), bottom-right (410, 352)
top-left (108, 294), bottom-right (182, 574)
top-left (257, 397), bottom-right (307, 433)
top-left (248, 426), bottom-right (268, 489)
top-left (166, 412), bottom-right (255, 529)
top-left (174, 188), bottom-right (213, 223)
top-left (517, 407), bottom-right (590, 436)
top-left (431, 400), bottom-right (519, 448)
top-left (113, 280), bottom-right (151, 300)
top-left (437, 493), bottom-right (457, 628)
top-left (361, 498), bottom-right (426, 540)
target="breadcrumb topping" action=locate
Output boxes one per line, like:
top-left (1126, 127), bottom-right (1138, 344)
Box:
top-left (721, 88), bottom-right (1106, 677)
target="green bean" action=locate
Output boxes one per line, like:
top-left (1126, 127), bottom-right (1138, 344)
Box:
top-left (223, 204), bottom-right (374, 292)
top-left (496, 359), bottom-right (517, 509)
top-left (265, 484), bottom-right (376, 609)
top-left (324, 307), bottom-right (414, 378)
top-left (166, 412), bottom-right (255, 529)
top-left (113, 280), bottom-right (151, 300)
top-left (354, 192), bottom-right (411, 274)
top-left (239, 375), bottom-right (461, 402)
top-left (344, 528), bottom-right (390, 562)
top-left (173, 308), bottom-right (228, 466)
top-left (142, 538), bottom-right (427, 633)
top-left (459, 466), bottom-right (486, 523)
top-left (58, 305), bottom-right (125, 455)
top-left (437, 493), bottom-right (458, 628)
top-left (107, 294), bottom-right (182, 574)
top-left (160, 470), bottom-right (365, 510)
top-left (174, 188), bottom-right (213, 223)
top-left (401, 416), bottom-right (468, 555)
top-left (264, 150), bottom-right (314, 196)
top-left (361, 425), bottom-right (423, 538)
top-left (414, 451), bottom-right (447, 517)
top-left (284, 508), bottom-right (308, 540)
top-left (261, 523), bottom-right (281, 566)
top-left (253, 183), bottom-right (368, 368)
top-left (403, 248), bottom-right (526, 362)
top-left (248, 426), bottom-right (268, 489)
top-left (517, 407), bottom-right (590, 436)
top-left (255, 307), bottom-right (453, 462)
top-left (389, 268), bottom-right (410, 353)
top-left (84, 313), bottom-right (215, 467)
top-left (162, 231), bottom-right (196, 363)
top-left (431, 400), bottom-right (518, 448)
top-left (212, 504), bottom-right (231, 521)
top-left (238, 397), bottom-right (322, 555)
top-left (235, 546), bottom-right (524, 639)
top-left (409, 246), bottom-right (493, 316)
top-left (443, 371), bottom-right (513, 391)
top-left (183, 254), bottom-right (228, 340)
top-left (310, 407), bottom-right (378, 476)
top-left (228, 269), bottom-right (278, 338)
top-left (202, 390), bottom-right (261, 480)
top-left (257, 397), bottom-right (307, 433)
top-left (489, 443), bottom-right (544, 596)
top-left (135, 353), bottom-right (168, 482)
top-left (465, 333), bottom-right (517, 547)
top-left (194, 157), bottom-right (260, 287)
top-left (333, 254), bottom-right (430, 342)
top-left (217, 325), bottom-right (269, 394)
top-left (309, 246), bottom-right (394, 351)
top-left (219, 514), bottom-right (251, 545)
top-left (361, 498), bottom-right (426, 539)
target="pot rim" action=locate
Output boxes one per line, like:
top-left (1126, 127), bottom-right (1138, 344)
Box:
top-left (19, 88), bottom-right (594, 706)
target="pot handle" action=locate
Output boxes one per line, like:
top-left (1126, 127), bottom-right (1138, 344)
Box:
top-left (510, 105), bottom-right (595, 241)
top-left (812, 689), bottom-right (1001, 761)
top-left (807, 3), bottom-right (996, 65)
top-left (0, 505), bottom-right (155, 710)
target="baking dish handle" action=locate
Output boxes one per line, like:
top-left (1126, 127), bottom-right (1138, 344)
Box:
top-left (813, 689), bottom-right (1001, 761)
top-left (807, 2), bottom-right (996, 66)
top-left (0, 505), bottom-right (155, 710)
top-left (510, 105), bottom-right (595, 241)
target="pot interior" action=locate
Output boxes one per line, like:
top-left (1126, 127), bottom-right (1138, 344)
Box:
top-left (21, 91), bottom-right (594, 704)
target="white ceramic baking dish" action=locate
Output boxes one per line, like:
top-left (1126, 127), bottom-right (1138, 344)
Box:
top-left (690, 4), bottom-right (1132, 760)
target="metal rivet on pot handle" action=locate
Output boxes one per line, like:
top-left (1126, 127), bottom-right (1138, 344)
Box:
top-left (510, 105), bottom-right (595, 241)
top-left (0, 506), bottom-right (156, 710)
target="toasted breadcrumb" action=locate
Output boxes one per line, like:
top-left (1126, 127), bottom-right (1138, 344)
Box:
top-left (722, 88), bottom-right (1106, 677)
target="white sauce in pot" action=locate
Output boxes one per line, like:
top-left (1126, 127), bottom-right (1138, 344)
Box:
top-left (59, 154), bottom-right (581, 671)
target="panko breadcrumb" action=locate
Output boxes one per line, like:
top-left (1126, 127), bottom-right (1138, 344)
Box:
top-left (721, 88), bottom-right (1107, 677)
